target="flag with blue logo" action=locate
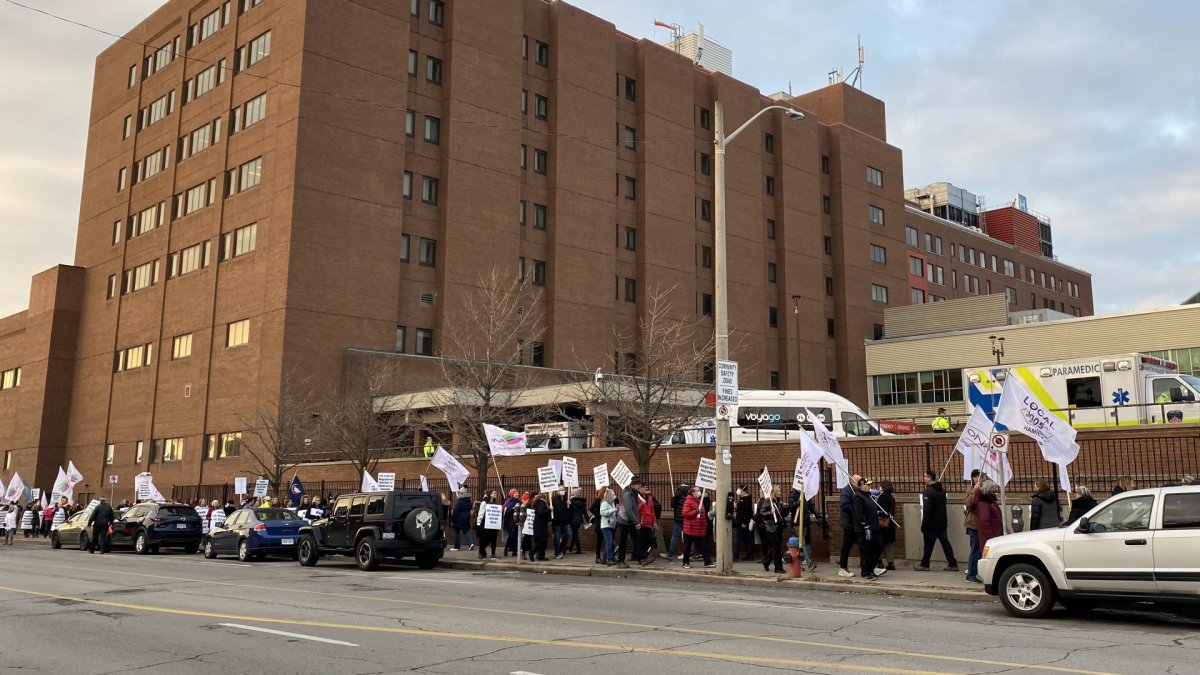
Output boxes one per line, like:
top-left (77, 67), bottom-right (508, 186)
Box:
top-left (288, 474), bottom-right (305, 508)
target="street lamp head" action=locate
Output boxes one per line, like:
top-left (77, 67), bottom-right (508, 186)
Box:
top-left (785, 109), bottom-right (805, 121)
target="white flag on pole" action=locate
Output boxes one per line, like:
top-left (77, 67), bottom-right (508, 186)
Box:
top-left (483, 423), bottom-right (528, 456)
top-left (795, 430), bottom-right (823, 497)
top-left (4, 473), bottom-right (24, 502)
top-left (995, 372), bottom-right (1079, 491)
top-left (955, 405), bottom-right (1012, 486)
top-left (52, 467), bottom-right (71, 503)
top-left (361, 470), bottom-right (379, 493)
top-left (431, 447), bottom-right (470, 493)
top-left (810, 415), bottom-right (849, 489)
top-left (66, 461), bottom-right (84, 488)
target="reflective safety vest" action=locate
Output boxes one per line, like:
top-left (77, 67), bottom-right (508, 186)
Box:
top-left (932, 416), bottom-right (952, 432)
top-left (423, 439), bottom-right (436, 458)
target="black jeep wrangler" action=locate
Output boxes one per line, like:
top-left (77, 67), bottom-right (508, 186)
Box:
top-left (297, 491), bottom-right (444, 570)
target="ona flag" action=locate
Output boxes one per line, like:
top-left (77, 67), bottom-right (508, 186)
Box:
top-left (810, 415), bottom-right (850, 489)
top-left (483, 423), bottom-right (528, 456)
top-left (955, 405), bottom-right (1012, 485)
top-left (431, 446), bottom-right (470, 493)
top-left (361, 470), bottom-right (379, 493)
top-left (4, 473), bottom-right (25, 503)
top-left (995, 371), bottom-right (1079, 492)
top-left (66, 461), bottom-right (84, 488)
top-left (794, 429), bottom-right (823, 497)
top-left (52, 467), bottom-right (71, 503)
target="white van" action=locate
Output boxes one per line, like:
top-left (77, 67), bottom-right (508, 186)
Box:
top-left (524, 421), bottom-right (588, 452)
top-left (730, 390), bottom-right (884, 440)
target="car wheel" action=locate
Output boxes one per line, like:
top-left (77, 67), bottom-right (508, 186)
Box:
top-left (135, 530), bottom-right (150, 555)
top-left (1059, 598), bottom-right (1099, 614)
top-left (356, 535), bottom-right (380, 571)
top-left (238, 539), bottom-right (253, 563)
top-left (297, 535), bottom-right (319, 567)
top-left (415, 552), bottom-right (438, 570)
top-left (999, 563), bottom-right (1055, 619)
top-left (51, 533), bottom-right (61, 550)
top-left (203, 538), bottom-right (217, 559)
top-left (78, 532), bottom-right (89, 551)
top-left (184, 542), bottom-right (199, 555)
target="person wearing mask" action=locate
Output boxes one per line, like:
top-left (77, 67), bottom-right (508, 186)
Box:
top-left (964, 470), bottom-right (984, 584)
top-left (568, 488), bottom-right (587, 555)
top-left (756, 486), bottom-right (785, 574)
top-left (914, 469), bottom-right (958, 572)
top-left (1065, 486), bottom-right (1098, 525)
top-left (734, 486), bottom-right (755, 561)
top-left (598, 488), bottom-right (617, 565)
top-left (614, 477), bottom-right (644, 568)
top-left (550, 486), bottom-right (571, 559)
top-left (85, 497), bottom-right (115, 554)
top-left (666, 482), bottom-right (690, 562)
top-left (837, 474), bottom-right (863, 578)
top-left (1029, 480), bottom-right (1062, 530)
top-left (680, 486), bottom-right (713, 568)
top-left (475, 490), bottom-right (500, 559)
top-left (502, 489), bottom-right (520, 557)
top-left (876, 480), bottom-right (897, 571)
top-left (450, 489), bottom-right (474, 552)
top-left (851, 478), bottom-right (884, 580)
top-left (636, 484), bottom-right (658, 566)
top-left (530, 492), bottom-right (551, 561)
top-left (975, 480), bottom-right (1003, 551)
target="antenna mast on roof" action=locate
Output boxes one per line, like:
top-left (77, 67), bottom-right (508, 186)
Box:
top-left (847, 35), bottom-right (865, 89)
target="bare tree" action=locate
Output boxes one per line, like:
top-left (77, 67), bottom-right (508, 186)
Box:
top-left (581, 285), bottom-right (716, 477)
top-left (238, 371), bottom-right (320, 489)
top-left (433, 269), bottom-right (553, 499)
top-left (320, 359), bottom-right (408, 479)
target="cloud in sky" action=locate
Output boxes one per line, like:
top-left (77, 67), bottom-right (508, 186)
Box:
top-left (1, 0), bottom-right (1196, 317)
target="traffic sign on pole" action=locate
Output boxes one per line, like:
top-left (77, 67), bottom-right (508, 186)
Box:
top-left (716, 360), bottom-right (738, 406)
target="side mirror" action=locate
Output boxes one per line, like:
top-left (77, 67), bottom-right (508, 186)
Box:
top-left (1077, 516), bottom-right (1090, 533)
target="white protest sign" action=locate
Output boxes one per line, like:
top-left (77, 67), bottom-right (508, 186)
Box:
top-left (483, 503), bottom-right (503, 530)
top-left (196, 506), bottom-right (210, 534)
top-left (234, 477), bottom-right (247, 495)
top-left (30, 488), bottom-right (41, 499)
top-left (561, 457), bottom-right (579, 488)
top-left (593, 463), bottom-right (610, 489)
top-left (537, 466), bottom-right (559, 493)
top-left (377, 472), bottom-right (396, 492)
top-left (796, 430), bottom-right (823, 497)
top-left (136, 483), bottom-right (152, 500)
top-left (86, 499), bottom-right (101, 510)
top-left (610, 460), bottom-right (633, 489)
top-left (419, 475), bottom-right (430, 492)
top-left (549, 459), bottom-right (563, 482)
top-left (757, 467), bottom-right (773, 497)
top-left (253, 479), bottom-right (270, 498)
top-left (695, 457), bottom-right (717, 491)
top-left (20, 511), bottom-right (33, 529)
top-left (522, 510), bottom-right (535, 535)
top-left (52, 509), bottom-right (66, 527)
top-left (210, 508), bottom-right (226, 528)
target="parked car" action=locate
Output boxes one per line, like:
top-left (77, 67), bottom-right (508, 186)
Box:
top-left (109, 502), bottom-right (203, 554)
top-left (297, 491), bottom-right (444, 571)
top-left (979, 485), bottom-right (1200, 618)
top-left (50, 509), bottom-right (93, 551)
top-left (204, 507), bottom-right (304, 561)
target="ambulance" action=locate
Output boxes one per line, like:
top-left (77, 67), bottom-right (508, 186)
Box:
top-left (524, 421), bottom-right (589, 451)
top-left (964, 353), bottom-right (1200, 428)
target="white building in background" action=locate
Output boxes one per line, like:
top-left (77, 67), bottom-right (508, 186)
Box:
top-left (663, 26), bottom-right (733, 76)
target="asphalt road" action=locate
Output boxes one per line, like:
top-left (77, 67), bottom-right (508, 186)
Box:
top-left (0, 542), bottom-right (1197, 674)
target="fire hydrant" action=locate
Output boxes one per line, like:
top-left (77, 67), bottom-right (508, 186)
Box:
top-left (786, 536), bottom-right (802, 578)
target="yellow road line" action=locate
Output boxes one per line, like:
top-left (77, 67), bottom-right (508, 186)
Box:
top-left (0, 559), bottom-right (1115, 675)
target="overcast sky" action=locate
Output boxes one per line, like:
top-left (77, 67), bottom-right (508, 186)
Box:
top-left (1, 0), bottom-right (1197, 318)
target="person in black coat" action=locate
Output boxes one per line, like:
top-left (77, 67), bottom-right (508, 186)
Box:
top-left (837, 475), bottom-right (863, 576)
top-left (568, 489), bottom-right (587, 554)
top-left (451, 490), bottom-right (474, 551)
top-left (550, 487), bottom-right (571, 559)
top-left (1029, 480), bottom-right (1062, 530)
top-left (915, 469), bottom-right (958, 571)
top-left (667, 483), bottom-right (690, 560)
top-left (876, 480), bottom-right (897, 571)
top-left (1065, 486), bottom-right (1099, 526)
top-left (734, 486), bottom-right (755, 561)
top-left (755, 487), bottom-right (785, 573)
top-left (530, 493), bottom-right (550, 561)
top-left (86, 497), bottom-right (115, 554)
top-left (851, 479), bottom-right (882, 579)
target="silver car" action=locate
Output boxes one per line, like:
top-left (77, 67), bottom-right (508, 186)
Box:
top-left (978, 485), bottom-right (1200, 618)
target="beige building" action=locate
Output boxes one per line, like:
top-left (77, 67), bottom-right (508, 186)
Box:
top-left (865, 295), bottom-right (1200, 422)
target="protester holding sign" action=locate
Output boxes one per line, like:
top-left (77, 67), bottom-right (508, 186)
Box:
top-left (596, 488), bottom-right (616, 564)
top-left (529, 492), bottom-right (550, 561)
top-left (733, 486), bottom-right (754, 561)
top-left (851, 478), bottom-right (884, 580)
top-left (475, 491), bottom-right (500, 559)
top-left (680, 486), bottom-right (714, 569)
top-left (568, 488), bottom-right (587, 555)
top-left (756, 485), bottom-right (785, 573)
top-left (636, 484), bottom-right (658, 566)
top-left (502, 489), bottom-right (520, 557)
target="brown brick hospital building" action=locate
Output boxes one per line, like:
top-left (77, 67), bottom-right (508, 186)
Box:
top-left (0, 0), bottom-right (1092, 494)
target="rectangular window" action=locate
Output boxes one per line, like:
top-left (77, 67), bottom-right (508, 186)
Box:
top-left (698, 106), bottom-right (711, 130)
top-left (106, 274), bottom-right (117, 299)
top-left (827, 317), bottom-right (836, 337)
top-left (764, 132), bottom-right (774, 153)
top-left (700, 293), bottom-right (713, 316)
top-left (699, 152), bottom-right (710, 175)
top-left (520, 144), bottom-right (527, 169)
top-left (531, 342), bottom-right (546, 367)
top-left (410, 0), bottom-right (419, 16)
top-left (245, 30), bottom-right (271, 70)
top-left (175, 180), bottom-right (215, 218)
top-left (532, 260), bottom-right (546, 286)
top-left (820, 155), bottom-right (830, 174)
top-left (905, 226), bottom-right (918, 247)
top-left (768, 306), bottom-right (778, 328)
top-left (206, 432), bottom-right (242, 459)
top-left (428, 0), bottom-right (444, 25)
top-left (871, 284), bottom-right (889, 304)
top-left (123, 115), bottom-right (132, 139)
top-left (426, 56), bottom-right (442, 84)
top-left (624, 76), bottom-right (636, 101)
top-left (1005, 287), bottom-right (1017, 306)
top-left (533, 203), bottom-right (547, 230)
top-left (767, 262), bottom-right (777, 283)
top-left (421, 176), bottom-right (438, 204)
top-left (624, 176), bottom-right (636, 200)
top-left (140, 91), bottom-right (174, 130)
top-left (911, 288), bottom-right (926, 304)
top-left (395, 325), bottom-right (406, 353)
top-left (701, 245), bottom-right (712, 269)
top-left (908, 256), bottom-right (923, 276)
top-left (534, 94), bottom-right (548, 120)
top-left (128, 202), bottom-right (165, 239)
top-left (533, 148), bottom-right (548, 174)
top-left (624, 126), bottom-right (636, 150)
top-left (868, 204), bottom-right (884, 225)
top-left (160, 437), bottom-right (184, 462)
top-left (824, 236), bottom-right (832, 255)
top-left (699, 199), bottom-right (712, 222)
top-left (869, 244), bottom-right (886, 264)
top-left (226, 319), bottom-right (250, 347)
top-left (118, 167), bottom-right (127, 191)
top-left (821, 195), bottom-right (831, 214)
top-left (408, 50), bottom-right (417, 76)
top-left (867, 165), bottom-right (883, 187)
top-left (415, 328), bottom-right (434, 356)
top-left (825, 277), bottom-right (834, 296)
top-left (405, 109), bottom-right (415, 137)
top-left (105, 443), bottom-right (114, 466)
top-left (423, 115), bottom-right (440, 143)
top-left (765, 219), bottom-right (776, 240)
top-left (128, 64), bottom-right (137, 88)
top-left (419, 237), bottom-right (436, 266)
top-left (121, 260), bottom-right (159, 295)
top-left (1003, 259), bottom-right (1015, 277)
top-left (400, 234), bottom-right (410, 262)
top-left (168, 241), bottom-right (211, 278)
top-left (238, 92), bottom-right (267, 131)
top-left (403, 172), bottom-right (413, 199)
top-left (220, 222), bottom-right (257, 261)
top-left (765, 175), bottom-right (775, 196)
top-left (926, 264), bottom-right (944, 286)
top-left (535, 41), bottom-right (549, 66)
top-left (933, 236), bottom-right (943, 255)
top-left (114, 343), bottom-right (153, 372)
top-left (624, 277), bottom-right (636, 302)
top-left (0, 368), bottom-right (21, 390)
top-left (172, 333), bottom-right (193, 359)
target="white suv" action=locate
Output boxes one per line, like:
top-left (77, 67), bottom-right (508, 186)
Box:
top-left (978, 485), bottom-right (1200, 618)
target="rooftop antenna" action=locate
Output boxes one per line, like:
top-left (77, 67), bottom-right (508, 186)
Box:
top-left (847, 35), bottom-right (866, 89)
top-left (827, 66), bottom-right (843, 85)
top-left (695, 23), bottom-right (704, 64)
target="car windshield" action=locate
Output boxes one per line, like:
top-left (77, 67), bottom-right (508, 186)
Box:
top-left (255, 509), bottom-right (300, 521)
top-left (158, 506), bottom-right (198, 517)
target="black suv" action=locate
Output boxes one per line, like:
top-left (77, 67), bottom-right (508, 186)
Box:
top-left (297, 491), bottom-right (444, 570)
top-left (111, 502), bottom-right (203, 554)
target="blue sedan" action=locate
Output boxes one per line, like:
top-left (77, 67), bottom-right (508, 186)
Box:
top-left (202, 508), bottom-right (304, 562)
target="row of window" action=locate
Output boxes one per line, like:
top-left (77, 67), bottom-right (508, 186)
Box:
top-left (522, 35), bottom-right (550, 66)
top-left (182, 60), bottom-right (227, 104)
top-left (136, 0), bottom-right (263, 88)
top-left (394, 325), bottom-right (435, 356)
top-left (410, 0), bottom-right (445, 26)
top-left (401, 172), bottom-right (438, 204)
top-left (115, 343), bottom-right (154, 372)
top-left (520, 90), bottom-right (549, 120)
top-left (516, 257), bottom-right (545, 286)
top-left (405, 110), bottom-right (440, 143)
top-left (520, 145), bottom-right (548, 173)
top-left (871, 369), bottom-right (964, 407)
top-left (107, 223), bottom-right (258, 299)
top-left (188, 2), bottom-right (231, 49)
top-left (0, 367), bottom-right (20, 390)
top-left (407, 50), bottom-right (443, 84)
top-left (518, 201), bottom-right (548, 229)
top-left (399, 234), bottom-right (436, 266)
top-left (907, 225), bottom-right (1082, 299)
top-left (102, 438), bottom-right (180, 465)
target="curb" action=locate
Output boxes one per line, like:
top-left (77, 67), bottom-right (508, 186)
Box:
top-left (437, 558), bottom-right (990, 603)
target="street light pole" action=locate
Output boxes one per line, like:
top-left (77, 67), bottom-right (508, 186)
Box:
top-left (990, 335), bottom-right (1006, 366)
top-left (713, 101), bottom-right (803, 574)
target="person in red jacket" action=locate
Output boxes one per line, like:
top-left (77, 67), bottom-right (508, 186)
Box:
top-left (636, 485), bottom-right (658, 566)
top-left (680, 486), bottom-right (714, 568)
top-left (975, 479), bottom-right (1004, 551)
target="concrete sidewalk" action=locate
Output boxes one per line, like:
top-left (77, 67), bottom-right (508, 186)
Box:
top-left (438, 547), bottom-right (990, 603)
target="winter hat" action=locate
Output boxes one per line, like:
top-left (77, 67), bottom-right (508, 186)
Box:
top-left (520, 492), bottom-right (530, 503)
top-left (508, 488), bottom-right (518, 498)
